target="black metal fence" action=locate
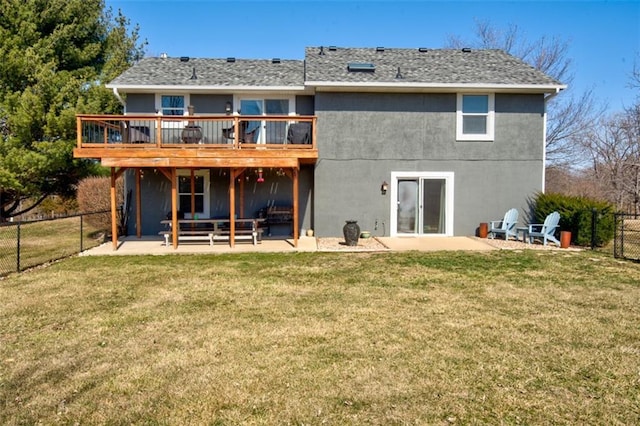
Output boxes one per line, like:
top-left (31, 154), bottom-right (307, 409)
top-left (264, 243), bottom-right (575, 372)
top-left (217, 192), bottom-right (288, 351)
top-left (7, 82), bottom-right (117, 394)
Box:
top-left (0, 210), bottom-right (111, 277)
top-left (614, 213), bottom-right (640, 261)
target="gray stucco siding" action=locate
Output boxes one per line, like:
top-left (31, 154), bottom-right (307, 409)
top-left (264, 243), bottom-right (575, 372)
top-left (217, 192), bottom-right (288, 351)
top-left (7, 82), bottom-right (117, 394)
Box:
top-left (312, 158), bottom-right (542, 238)
top-left (311, 91), bottom-right (546, 237)
top-left (315, 92), bottom-right (545, 162)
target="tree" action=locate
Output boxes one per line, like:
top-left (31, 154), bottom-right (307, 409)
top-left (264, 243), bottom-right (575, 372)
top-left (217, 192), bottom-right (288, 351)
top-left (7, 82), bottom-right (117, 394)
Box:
top-left (446, 20), bottom-right (603, 166)
top-left (578, 106), bottom-right (640, 213)
top-left (0, 0), bottom-right (145, 220)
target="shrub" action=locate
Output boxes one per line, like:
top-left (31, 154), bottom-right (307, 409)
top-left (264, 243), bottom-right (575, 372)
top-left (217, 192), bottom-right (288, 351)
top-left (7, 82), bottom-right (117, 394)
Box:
top-left (76, 176), bottom-right (124, 233)
top-left (530, 192), bottom-right (615, 247)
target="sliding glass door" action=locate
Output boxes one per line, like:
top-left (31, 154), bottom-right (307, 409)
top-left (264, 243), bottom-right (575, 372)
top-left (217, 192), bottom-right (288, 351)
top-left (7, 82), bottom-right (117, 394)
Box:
top-left (392, 172), bottom-right (454, 236)
top-left (238, 98), bottom-right (290, 143)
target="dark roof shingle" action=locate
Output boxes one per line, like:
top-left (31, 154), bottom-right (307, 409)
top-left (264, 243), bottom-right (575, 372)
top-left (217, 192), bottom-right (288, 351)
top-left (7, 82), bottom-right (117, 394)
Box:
top-left (304, 47), bottom-right (562, 86)
top-left (109, 57), bottom-right (304, 87)
top-left (108, 47), bottom-right (563, 89)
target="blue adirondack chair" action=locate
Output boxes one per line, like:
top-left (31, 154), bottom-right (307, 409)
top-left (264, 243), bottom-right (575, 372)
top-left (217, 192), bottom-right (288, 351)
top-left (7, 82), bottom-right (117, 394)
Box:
top-left (527, 211), bottom-right (561, 246)
top-left (489, 208), bottom-right (519, 241)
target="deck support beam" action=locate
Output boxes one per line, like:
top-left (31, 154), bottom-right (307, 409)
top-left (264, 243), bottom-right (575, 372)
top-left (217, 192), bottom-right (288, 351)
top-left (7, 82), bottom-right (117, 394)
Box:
top-left (293, 167), bottom-right (299, 247)
top-left (135, 168), bottom-right (142, 238)
top-left (171, 168), bottom-right (178, 249)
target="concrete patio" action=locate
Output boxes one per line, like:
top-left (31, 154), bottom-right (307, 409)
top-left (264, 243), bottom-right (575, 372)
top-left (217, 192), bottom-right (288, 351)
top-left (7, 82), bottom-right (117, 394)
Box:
top-left (80, 235), bottom-right (508, 256)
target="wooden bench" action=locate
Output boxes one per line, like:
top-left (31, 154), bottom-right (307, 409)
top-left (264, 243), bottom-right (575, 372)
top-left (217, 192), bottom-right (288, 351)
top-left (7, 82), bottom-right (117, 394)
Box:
top-left (160, 218), bottom-right (265, 246)
top-left (211, 228), bottom-right (264, 245)
top-left (159, 229), bottom-right (215, 246)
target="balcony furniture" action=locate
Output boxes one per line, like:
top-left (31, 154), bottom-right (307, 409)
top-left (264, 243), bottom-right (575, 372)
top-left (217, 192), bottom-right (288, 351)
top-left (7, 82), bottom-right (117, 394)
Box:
top-left (181, 124), bottom-right (202, 144)
top-left (287, 122), bottom-right (311, 144)
top-left (119, 121), bottom-right (150, 144)
top-left (489, 208), bottom-right (519, 241)
top-left (527, 211), bottom-right (561, 246)
top-left (264, 206), bottom-right (293, 236)
top-left (516, 226), bottom-right (529, 243)
top-left (222, 121), bottom-right (258, 143)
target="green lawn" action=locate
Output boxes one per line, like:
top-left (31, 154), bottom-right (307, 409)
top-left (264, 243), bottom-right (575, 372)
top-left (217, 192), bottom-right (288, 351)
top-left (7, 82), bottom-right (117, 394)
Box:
top-left (1, 250), bottom-right (639, 424)
top-left (0, 217), bottom-right (106, 276)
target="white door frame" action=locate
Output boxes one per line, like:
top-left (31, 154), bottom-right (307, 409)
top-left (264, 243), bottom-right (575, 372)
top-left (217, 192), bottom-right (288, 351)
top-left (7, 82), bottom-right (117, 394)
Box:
top-left (390, 171), bottom-right (455, 237)
top-left (176, 169), bottom-right (211, 219)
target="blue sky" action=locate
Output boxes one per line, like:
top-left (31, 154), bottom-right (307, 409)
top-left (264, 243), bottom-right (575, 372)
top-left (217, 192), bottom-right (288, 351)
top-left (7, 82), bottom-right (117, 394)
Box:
top-left (106, 0), bottom-right (639, 113)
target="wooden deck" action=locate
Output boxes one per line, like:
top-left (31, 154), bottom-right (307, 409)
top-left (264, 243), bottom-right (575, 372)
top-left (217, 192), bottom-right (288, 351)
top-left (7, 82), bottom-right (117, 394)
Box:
top-left (74, 114), bottom-right (318, 168)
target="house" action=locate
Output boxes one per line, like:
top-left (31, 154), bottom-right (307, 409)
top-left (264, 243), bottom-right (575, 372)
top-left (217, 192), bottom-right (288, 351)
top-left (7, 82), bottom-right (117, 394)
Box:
top-left (73, 46), bottom-right (565, 249)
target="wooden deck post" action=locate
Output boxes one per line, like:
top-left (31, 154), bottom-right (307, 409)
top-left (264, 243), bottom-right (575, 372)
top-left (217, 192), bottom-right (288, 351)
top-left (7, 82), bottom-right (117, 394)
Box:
top-left (229, 168), bottom-right (236, 248)
top-left (135, 168), bottom-right (142, 238)
top-left (171, 168), bottom-right (178, 249)
top-left (293, 167), bottom-right (299, 247)
top-left (190, 169), bottom-right (196, 219)
top-left (110, 167), bottom-right (118, 250)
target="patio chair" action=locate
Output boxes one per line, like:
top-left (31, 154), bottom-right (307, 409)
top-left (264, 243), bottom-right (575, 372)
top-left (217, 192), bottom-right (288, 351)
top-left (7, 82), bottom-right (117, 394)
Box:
top-left (489, 208), bottom-right (519, 241)
top-left (287, 122), bottom-right (311, 144)
top-left (527, 211), bottom-right (561, 246)
top-left (222, 121), bottom-right (258, 143)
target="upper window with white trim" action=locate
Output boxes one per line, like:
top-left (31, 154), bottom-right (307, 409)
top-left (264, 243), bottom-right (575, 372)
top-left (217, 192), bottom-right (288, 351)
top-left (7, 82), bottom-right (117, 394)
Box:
top-left (456, 93), bottom-right (494, 141)
top-left (160, 95), bottom-right (185, 115)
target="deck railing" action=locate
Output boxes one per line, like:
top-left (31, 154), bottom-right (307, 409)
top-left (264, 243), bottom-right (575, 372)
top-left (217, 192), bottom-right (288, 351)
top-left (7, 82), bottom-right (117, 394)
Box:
top-left (76, 114), bottom-right (317, 150)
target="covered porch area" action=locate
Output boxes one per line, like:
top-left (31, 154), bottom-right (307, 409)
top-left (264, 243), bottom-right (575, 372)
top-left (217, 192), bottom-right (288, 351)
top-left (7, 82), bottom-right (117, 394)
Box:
top-left (108, 162), bottom-right (305, 250)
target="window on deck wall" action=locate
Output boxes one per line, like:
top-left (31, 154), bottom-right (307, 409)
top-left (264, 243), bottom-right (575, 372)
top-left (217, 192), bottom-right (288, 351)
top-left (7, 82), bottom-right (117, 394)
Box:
top-left (456, 93), bottom-right (494, 141)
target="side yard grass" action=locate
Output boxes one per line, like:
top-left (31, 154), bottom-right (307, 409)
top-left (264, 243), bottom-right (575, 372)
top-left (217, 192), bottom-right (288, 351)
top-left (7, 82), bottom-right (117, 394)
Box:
top-left (1, 250), bottom-right (639, 424)
top-left (0, 217), bottom-right (106, 276)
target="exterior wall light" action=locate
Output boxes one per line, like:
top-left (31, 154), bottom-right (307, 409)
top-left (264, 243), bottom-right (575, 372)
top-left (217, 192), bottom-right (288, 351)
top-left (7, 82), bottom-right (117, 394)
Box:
top-left (381, 181), bottom-right (388, 195)
top-left (225, 101), bottom-right (232, 115)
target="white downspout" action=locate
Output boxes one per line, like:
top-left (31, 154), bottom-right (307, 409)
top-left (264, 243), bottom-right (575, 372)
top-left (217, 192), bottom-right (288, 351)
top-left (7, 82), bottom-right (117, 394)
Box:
top-left (542, 87), bottom-right (563, 193)
top-left (112, 87), bottom-right (125, 108)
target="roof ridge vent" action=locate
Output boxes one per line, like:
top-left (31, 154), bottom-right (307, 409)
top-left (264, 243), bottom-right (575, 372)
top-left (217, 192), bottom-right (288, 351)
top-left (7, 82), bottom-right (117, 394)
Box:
top-left (328, 46), bottom-right (337, 51)
top-left (461, 47), bottom-right (472, 53)
top-left (272, 58), bottom-right (281, 64)
top-left (376, 47), bottom-right (385, 52)
top-left (418, 47), bottom-right (428, 53)
top-left (226, 57), bottom-right (236, 63)
top-left (180, 56), bottom-right (189, 62)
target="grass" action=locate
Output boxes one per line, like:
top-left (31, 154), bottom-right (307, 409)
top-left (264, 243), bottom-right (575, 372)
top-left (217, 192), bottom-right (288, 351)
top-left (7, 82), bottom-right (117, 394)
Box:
top-left (0, 217), bottom-right (105, 276)
top-left (1, 250), bottom-right (640, 424)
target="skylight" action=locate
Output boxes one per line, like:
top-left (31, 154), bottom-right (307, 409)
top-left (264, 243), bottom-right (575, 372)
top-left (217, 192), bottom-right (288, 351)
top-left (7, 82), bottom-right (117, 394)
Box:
top-left (347, 63), bottom-right (375, 72)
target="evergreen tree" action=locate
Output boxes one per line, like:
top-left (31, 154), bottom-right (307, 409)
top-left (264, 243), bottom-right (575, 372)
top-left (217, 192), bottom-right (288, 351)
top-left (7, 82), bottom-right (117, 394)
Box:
top-left (0, 0), bottom-right (145, 219)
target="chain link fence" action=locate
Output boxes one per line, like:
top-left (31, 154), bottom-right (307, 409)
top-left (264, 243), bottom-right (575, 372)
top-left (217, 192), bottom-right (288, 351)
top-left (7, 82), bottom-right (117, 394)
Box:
top-left (0, 210), bottom-right (111, 277)
top-left (614, 213), bottom-right (640, 261)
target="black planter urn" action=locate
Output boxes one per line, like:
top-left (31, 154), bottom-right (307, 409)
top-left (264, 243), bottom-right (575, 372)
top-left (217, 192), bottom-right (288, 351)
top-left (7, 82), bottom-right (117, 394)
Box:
top-left (343, 220), bottom-right (360, 246)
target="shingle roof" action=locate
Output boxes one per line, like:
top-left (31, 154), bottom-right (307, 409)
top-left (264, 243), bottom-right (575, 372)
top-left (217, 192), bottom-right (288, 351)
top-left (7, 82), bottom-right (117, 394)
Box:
top-left (108, 57), bottom-right (305, 87)
top-left (108, 47), bottom-right (564, 90)
top-left (304, 47), bottom-right (563, 86)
